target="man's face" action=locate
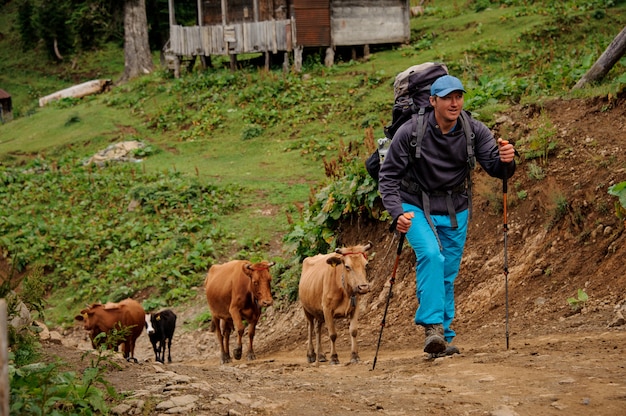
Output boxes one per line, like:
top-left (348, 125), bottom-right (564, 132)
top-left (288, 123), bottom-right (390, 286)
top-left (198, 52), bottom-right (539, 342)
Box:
top-left (430, 91), bottom-right (464, 124)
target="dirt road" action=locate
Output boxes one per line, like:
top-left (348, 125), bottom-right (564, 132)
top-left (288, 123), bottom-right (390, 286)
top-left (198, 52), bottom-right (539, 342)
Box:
top-left (46, 298), bottom-right (626, 416)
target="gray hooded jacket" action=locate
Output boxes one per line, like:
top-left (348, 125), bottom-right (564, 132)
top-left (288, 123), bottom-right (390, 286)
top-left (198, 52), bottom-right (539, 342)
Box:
top-left (378, 109), bottom-right (515, 223)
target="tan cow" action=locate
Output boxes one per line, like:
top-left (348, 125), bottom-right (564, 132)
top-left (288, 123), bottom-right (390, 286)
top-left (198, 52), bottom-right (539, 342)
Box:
top-left (204, 260), bottom-right (275, 364)
top-left (75, 298), bottom-right (145, 362)
top-left (299, 242), bottom-right (373, 365)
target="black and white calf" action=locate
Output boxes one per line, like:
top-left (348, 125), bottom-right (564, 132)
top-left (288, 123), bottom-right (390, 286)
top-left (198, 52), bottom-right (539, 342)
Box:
top-left (144, 309), bottom-right (177, 363)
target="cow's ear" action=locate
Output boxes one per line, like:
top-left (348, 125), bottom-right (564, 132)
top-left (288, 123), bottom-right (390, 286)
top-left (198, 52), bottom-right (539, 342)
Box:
top-left (75, 314), bottom-right (84, 321)
top-left (327, 256), bottom-right (342, 267)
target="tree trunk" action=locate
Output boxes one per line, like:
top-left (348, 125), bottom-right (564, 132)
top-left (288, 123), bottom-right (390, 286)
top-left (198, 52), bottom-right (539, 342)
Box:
top-left (573, 25), bottom-right (626, 89)
top-left (120, 0), bottom-right (154, 83)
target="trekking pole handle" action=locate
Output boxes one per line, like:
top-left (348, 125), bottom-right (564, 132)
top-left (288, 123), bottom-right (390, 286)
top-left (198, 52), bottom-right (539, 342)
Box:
top-left (499, 140), bottom-right (509, 193)
top-left (397, 232), bottom-right (406, 255)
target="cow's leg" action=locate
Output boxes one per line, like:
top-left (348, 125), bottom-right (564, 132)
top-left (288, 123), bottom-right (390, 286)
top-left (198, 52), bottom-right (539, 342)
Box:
top-left (166, 336), bottom-right (172, 363)
top-left (158, 337), bottom-right (165, 363)
top-left (303, 311), bottom-right (316, 363)
top-left (229, 309), bottom-right (245, 360)
top-left (323, 310), bottom-right (339, 364)
top-left (315, 318), bottom-right (326, 363)
top-left (349, 312), bottom-right (360, 364)
top-left (214, 318), bottom-right (231, 364)
top-left (233, 327), bottom-right (244, 360)
top-left (222, 320), bottom-right (234, 363)
top-left (122, 340), bottom-right (131, 360)
top-left (151, 340), bottom-right (160, 362)
top-left (246, 320), bottom-right (257, 361)
top-left (131, 338), bottom-right (139, 363)
top-left (126, 338), bottom-right (138, 363)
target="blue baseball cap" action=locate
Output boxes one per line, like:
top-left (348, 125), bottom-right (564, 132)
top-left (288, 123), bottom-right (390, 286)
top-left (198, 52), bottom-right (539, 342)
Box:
top-left (431, 75), bottom-right (466, 97)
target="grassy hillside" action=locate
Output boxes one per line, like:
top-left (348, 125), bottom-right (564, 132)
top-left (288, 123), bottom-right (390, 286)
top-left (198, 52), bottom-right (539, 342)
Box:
top-left (1, 0), bottom-right (625, 326)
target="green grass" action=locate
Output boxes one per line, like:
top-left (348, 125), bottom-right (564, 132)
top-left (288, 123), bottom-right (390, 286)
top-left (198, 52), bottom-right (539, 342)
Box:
top-left (0, 101), bottom-right (145, 156)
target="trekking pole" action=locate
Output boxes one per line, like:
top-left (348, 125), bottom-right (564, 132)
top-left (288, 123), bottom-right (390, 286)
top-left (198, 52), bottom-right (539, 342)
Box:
top-left (502, 141), bottom-right (510, 350)
top-left (372, 232), bottom-right (406, 370)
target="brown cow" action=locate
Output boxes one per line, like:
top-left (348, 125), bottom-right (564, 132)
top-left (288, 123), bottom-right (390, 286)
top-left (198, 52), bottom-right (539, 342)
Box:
top-left (204, 260), bottom-right (275, 364)
top-left (299, 242), bottom-right (373, 365)
top-left (75, 298), bottom-right (145, 362)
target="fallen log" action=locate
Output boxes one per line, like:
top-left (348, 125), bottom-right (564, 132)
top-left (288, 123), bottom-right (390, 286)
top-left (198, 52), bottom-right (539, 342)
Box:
top-left (38, 79), bottom-right (112, 107)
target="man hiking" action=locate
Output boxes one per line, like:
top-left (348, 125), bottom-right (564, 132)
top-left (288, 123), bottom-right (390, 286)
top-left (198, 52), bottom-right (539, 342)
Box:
top-left (378, 74), bottom-right (516, 356)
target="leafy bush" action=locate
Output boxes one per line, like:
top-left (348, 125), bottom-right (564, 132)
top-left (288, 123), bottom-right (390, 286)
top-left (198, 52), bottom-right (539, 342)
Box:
top-left (608, 181), bottom-right (626, 221)
top-left (9, 350), bottom-right (117, 416)
top-left (241, 124), bottom-right (264, 140)
top-left (0, 160), bottom-right (241, 315)
top-left (283, 154), bottom-right (380, 261)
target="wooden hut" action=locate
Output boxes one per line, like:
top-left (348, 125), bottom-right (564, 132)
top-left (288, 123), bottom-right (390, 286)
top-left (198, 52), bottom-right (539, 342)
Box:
top-left (165, 0), bottom-right (410, 75)
top-left (0, 89), bottom-right (12, 123)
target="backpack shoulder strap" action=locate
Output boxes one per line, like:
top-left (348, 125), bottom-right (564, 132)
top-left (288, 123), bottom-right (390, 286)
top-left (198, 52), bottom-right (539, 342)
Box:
top-left (459, 111), bottom-right (475, 169)
top-left (459, 110), bottom-right (476, 220)
top-left (410, 107), bottom-right (428, 159)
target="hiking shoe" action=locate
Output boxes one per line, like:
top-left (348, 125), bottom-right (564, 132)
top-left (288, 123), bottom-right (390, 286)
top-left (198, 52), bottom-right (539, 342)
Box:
top-left (423, 324), bottom-right (446, 354)
top-left (429, 345), bottom-right (460, 359)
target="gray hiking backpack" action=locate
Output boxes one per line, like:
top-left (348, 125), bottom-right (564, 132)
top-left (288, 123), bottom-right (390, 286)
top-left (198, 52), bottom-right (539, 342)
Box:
top-left (366, 62), bottom-right (475, 182)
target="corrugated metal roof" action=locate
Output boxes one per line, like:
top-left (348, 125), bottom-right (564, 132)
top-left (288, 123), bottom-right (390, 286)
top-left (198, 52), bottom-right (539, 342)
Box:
top-left (0, 89), bottom-right (10, 99)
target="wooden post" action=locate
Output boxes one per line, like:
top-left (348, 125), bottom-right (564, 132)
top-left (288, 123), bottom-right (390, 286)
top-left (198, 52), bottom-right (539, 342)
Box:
top-left (0, 299), bottom-right (8, 416)
top-left (294, 46), bottom-right (303, 73)
top-left (324, 47), bottom-right (334, 67)
top-left (197, 0), bottom-right (206, 61)
top-left (168, 0), bottom-right (176, 26)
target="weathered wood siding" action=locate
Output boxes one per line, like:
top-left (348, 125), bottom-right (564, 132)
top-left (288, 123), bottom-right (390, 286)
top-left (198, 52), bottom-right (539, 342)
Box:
top-left (331, 0), bottom-right (410, 46)
top-left (200, 0), bottom-right (289, 24)
top-left (170, 19), bottom-right (294, 55)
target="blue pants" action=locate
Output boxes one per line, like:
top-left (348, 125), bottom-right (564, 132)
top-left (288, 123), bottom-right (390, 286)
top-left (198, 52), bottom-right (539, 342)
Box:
top-left (402, 203), bottom-right (468, 343)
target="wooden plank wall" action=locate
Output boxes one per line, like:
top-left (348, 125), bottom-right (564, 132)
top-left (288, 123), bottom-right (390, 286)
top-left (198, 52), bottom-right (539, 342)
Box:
top-left (331, 3), bottom-right (410, 46)
top-left (170, 19), bottom-right (293, 56)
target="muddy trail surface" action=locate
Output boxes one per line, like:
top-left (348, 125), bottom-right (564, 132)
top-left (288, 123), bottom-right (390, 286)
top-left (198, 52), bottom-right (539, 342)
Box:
top-left (47, 305), bottom-right (626, 416)
top-left (39, 93), bottom-right (626, 416)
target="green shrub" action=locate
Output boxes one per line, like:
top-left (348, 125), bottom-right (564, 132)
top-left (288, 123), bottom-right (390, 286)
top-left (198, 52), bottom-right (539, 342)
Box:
top-left (9, 349), bottom-right (117, 416)
top-left (567, 288), bottom-right (589, 312)
top-left (0, 162), bottom-right (241, 317)
top-left (608, 181), bottom-right (626, 221)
